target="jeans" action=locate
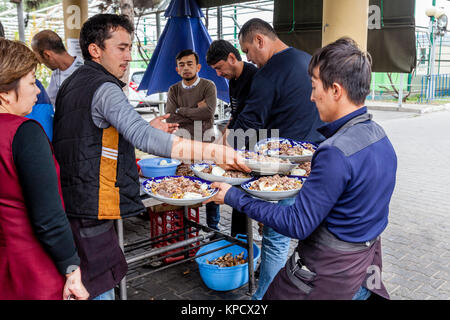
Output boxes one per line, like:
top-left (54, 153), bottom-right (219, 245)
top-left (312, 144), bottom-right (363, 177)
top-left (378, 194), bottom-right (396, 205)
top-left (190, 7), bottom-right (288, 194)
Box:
top-left (352, 286), bottom-right (372, 300)
top-left (92, 288), bottom-right (115, 300)
top-left (252, 197), bottom-right (295, 300)
top-left (205, 202), bottom-right (220, 231)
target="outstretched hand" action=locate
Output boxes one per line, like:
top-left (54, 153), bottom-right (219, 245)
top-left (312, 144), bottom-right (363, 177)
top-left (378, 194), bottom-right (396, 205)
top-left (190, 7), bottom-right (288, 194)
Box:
top-left (150, 114), bottom-right (179, 134)
top-left (211, 146), bottom-right (251, 173)
top-left (203, 182), bottom-right (233, 205)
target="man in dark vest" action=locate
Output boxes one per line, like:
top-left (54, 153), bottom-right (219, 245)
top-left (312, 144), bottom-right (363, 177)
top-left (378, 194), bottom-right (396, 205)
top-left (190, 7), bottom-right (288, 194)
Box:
top-left (53, 14), bottom-right (249, 300)
top-left (206, 37), bottom-right (397, 300)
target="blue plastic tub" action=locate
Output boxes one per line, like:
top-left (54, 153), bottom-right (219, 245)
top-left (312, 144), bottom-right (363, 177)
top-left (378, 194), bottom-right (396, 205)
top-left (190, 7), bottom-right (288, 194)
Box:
top-left (137, 158), bottom-right (180, 178)
top-left (195, 235), bottom-right (260, 291)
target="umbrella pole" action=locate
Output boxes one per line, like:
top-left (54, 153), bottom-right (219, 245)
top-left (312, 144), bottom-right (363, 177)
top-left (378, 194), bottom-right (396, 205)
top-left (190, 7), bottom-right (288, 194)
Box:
top-left (217, 7), bottom-right (223, 39)
top-left (156, 12), bottom-right (165, 117)
top-left (16, 0), bottom-right (25, 42)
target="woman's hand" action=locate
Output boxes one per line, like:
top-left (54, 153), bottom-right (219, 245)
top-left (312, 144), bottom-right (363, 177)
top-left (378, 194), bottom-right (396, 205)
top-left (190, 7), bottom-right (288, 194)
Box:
top-left (150, 114), bottom-right (179, 134)
top-left (63, 267), bottom-right (89, 300)
top-left (203, 182), bottom-right (233, 205)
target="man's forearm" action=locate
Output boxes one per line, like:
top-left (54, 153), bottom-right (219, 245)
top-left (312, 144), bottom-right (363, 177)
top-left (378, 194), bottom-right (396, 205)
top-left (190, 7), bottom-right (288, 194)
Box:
top-left (171, 136), bottom-right (210, 162)
top-left (170, 136), bottom-right (231, 165)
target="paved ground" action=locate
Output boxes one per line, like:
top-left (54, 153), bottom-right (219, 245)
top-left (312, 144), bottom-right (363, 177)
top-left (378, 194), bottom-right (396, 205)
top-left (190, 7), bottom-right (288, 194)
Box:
top-left (121, 107), bottom-right (450, 300)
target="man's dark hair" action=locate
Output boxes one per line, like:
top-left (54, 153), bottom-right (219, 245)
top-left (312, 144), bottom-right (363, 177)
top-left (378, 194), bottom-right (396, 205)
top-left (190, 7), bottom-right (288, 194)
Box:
top-left (31, 30), bottom-right (66, 57)
top-left (308, 37), bottom-right (372, 106)
top-left (80, 14), bottom-right (134, 61)
top-left (206, 40), bottom-right (242, 66)
top-left (238, 18), bottom-right (278, 43)
top-left (176, 49), bottom-right (199, 64)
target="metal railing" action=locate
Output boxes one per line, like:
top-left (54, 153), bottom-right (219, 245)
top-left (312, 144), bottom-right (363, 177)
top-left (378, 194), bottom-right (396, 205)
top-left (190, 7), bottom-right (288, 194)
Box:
top-left (420, 73), bottom-right (450, 102)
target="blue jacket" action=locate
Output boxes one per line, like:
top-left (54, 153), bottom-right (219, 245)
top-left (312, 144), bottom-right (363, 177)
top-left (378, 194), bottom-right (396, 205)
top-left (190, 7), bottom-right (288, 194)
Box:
top-left (225, 107), bottom-right (397, 243)
top-left (231, 47), bottom-right (324, 144)
top-left (25, 79), bottom-right (54, 141)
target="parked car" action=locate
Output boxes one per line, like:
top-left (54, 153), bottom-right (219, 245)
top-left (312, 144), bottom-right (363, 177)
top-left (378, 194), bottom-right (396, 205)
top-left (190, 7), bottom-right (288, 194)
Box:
top-left (128, 68), bottom-right (167, 108)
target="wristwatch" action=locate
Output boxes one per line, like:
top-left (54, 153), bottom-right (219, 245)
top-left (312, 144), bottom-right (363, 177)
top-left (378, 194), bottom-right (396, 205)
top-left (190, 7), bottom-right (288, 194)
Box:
top-left (65, 265), bottom-right (79, 275)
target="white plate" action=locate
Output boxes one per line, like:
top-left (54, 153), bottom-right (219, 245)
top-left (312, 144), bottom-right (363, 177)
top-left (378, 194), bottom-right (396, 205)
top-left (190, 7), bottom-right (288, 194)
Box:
top-left (191, 163), bottom-right (253, 185)
top-left (255, 138), bottom-right (318, 163)
top-left (241, 176), bottom-right (306, 201)
top-left (239, 151), bottom-right (297, 175)
top-left (142, 176), bottom-right (218, 206)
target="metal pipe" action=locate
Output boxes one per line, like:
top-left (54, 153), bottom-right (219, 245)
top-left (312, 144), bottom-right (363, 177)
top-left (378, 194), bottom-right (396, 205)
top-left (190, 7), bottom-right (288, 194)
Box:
top-left (186, 220), bottom-right (248, 248)
top-left (234, 4), bottom-right (273, 12)
top-left (127, 242), bottom-right (237, 281)
top-left (16, 1), bottom-right (25, 42)
top-left (116, 219), bottom-right (128, 300)
top-left (125, 227), bottom-right (199, 253)
top-left (183, 206), bottom-right (189, 260)
top-left (156, 11), bottom-right (165, 116)
top-left (398, 73), bottom-right (404, 107)
top-left (126, 232), bottom-right (216, 264)
top-left (246, 216), bottom-right (255, 296)
top-left (217, 6), bottom-right (223, 39)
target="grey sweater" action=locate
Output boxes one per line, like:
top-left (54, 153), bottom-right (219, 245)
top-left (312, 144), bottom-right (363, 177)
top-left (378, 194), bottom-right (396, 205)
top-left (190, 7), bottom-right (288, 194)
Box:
top-left (91, 82), bottom-right (174, 157)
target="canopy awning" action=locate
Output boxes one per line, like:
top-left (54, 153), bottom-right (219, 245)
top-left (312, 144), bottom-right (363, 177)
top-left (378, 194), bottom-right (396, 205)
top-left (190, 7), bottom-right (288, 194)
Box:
top-left (273, 0), bottom-right (417, 73)
top-left (138, 0), bottom-right (230, 102)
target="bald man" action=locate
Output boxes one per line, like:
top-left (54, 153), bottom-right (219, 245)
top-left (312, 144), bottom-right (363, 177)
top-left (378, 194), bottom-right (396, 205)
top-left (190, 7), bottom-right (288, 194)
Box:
top-left (32, 30), bottom-right (84, 105)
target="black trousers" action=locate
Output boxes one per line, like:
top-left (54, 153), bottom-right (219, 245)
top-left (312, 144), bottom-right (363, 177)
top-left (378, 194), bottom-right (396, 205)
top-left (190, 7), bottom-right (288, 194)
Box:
top-left (230, 208), bottom-right (247, 237)
top-left (69, 218), bottom-right (128, 299)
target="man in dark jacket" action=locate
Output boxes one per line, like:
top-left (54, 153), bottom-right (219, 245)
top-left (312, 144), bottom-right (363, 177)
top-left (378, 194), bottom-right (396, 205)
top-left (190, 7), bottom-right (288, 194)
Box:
top-left (207, 37), bottom-right (397, 300)
top-left (206, 39), bottom-right (258, 238)
top-left (215, 18), bottom-right (325, 300)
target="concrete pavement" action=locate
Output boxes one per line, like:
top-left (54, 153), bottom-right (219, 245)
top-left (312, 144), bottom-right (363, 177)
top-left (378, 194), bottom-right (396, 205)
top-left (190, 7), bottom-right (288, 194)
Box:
top-left (123, 107), bottom-right (450, 300)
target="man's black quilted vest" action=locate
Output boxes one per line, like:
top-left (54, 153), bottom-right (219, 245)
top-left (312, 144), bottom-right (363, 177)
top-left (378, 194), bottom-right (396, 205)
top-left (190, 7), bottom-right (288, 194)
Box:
top-left (53, 60), bottom-right (145, 220)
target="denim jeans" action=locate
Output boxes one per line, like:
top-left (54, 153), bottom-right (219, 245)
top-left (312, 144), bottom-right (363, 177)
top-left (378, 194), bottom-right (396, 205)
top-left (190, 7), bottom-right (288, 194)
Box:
top-left (352, 286), bottom-right (372, 300)
top-left (205, 202), bottom-right (220, 231)
top-left (252, 197), bottom-right (295, 300)
top-left (92, 288), bottom-right (115, 300)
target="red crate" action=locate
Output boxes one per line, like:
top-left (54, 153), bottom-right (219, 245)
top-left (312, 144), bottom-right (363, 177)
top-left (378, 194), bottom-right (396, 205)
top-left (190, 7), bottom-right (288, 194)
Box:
top-left (148, 205), bottom-right (200, 264)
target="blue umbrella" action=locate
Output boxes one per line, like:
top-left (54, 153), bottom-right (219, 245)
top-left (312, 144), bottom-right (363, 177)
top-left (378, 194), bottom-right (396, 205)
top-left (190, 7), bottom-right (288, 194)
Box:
top-left (138, 0), bottom-right (229, 103)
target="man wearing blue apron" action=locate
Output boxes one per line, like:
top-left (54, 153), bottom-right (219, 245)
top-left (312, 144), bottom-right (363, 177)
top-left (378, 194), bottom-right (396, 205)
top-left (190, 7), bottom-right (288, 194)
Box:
top-left (206, 37), bottom-right (397, 300)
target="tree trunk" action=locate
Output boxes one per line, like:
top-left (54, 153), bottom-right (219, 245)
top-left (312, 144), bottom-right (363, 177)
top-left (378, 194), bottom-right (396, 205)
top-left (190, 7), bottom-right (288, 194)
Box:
top-left (379, 72), bottom-right (414, 103)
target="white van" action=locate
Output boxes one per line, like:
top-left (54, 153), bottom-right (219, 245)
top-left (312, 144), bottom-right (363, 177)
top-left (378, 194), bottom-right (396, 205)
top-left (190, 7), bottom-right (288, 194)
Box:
top-left (128, 68), bottom-right (167, 108)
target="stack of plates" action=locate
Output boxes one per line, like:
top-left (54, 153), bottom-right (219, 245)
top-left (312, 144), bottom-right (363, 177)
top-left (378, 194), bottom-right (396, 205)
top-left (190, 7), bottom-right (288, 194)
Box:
top-left (254, 137), bottom-right (318, 163)
top-left (239, 150), bottom-right (297, 176)
top-left (191, 163), bottom-right (253, 185)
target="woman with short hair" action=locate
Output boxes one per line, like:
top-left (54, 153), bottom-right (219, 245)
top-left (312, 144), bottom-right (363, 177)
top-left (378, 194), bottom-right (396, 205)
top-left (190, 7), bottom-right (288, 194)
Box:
top-left (0, 38), bottom-right (89, 300)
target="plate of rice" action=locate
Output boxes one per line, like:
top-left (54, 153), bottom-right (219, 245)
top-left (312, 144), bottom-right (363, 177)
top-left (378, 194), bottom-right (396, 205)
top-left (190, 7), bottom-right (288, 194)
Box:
top-left (241, 175), bottom-right (305, 201)
top-left (191, 163), bottom-right (253, 185)
top-left (142, 176), bottom-right (218, 206)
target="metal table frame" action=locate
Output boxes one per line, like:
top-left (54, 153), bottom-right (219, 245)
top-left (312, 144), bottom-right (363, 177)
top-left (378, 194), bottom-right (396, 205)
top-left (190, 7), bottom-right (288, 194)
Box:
top-left (116, 197), bottom-right (255, 300)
